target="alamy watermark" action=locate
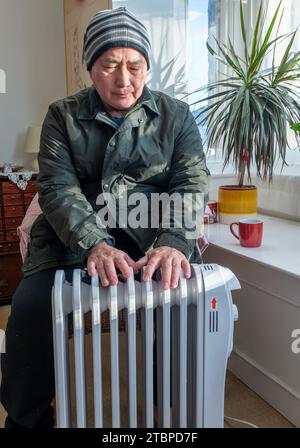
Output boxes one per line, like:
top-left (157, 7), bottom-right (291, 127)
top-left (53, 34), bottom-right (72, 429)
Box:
top-left (291, 329), bottom-right (300, 354)
top-left (95, 188), bottom-right (205, 239)
top-left (0, 329), bottom-right (5, 354)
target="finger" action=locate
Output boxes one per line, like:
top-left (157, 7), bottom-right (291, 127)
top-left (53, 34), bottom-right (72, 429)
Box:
top-left (181, 259), bottom-right (191, 279)
top-left (143, 257), bottom-right (160, 282)
top-left (170, 261), bottom-right (181, 289)
top-left (103, 259), bottom-right (119, 285)
top-left (114, 256), bottom-right (132, 279)
top-left (160, 259), bottom-right (172, 290)
top-left (124, 253), bottom-right (136, 268)
top-left (134, 255), bottom-right (148, 272)
top-left (96, 261), bottom-right (110, 287)
top-left (87, 260), bottom-right (98, 277)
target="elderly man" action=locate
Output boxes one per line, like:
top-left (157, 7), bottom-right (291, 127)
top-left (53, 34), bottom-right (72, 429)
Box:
top-left (0, 7), bottom-right (209, 428)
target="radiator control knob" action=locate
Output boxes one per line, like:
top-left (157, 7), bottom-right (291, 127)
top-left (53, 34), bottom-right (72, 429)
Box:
top-left (232, 304), bottom-right (238, 321)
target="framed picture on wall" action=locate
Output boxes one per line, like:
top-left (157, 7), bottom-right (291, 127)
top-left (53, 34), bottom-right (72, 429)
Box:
top-left (64, 0), bottom-right (112, 95)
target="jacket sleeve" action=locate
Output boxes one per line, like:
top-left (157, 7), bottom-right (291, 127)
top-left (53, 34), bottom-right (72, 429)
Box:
top-left (153, 103), bottom-right (210, 260)
top-left (37, 103), bottom-right (114, 263)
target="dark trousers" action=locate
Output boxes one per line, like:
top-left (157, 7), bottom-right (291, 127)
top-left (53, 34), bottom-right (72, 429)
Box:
top-left (0, 267), bottom-right (79, 428)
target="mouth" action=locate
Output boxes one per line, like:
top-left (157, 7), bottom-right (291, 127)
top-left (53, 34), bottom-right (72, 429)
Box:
top-left (114, 92), bottom-right (132, 98)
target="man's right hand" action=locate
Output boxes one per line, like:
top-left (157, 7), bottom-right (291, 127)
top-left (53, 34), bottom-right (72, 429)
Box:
top-left (87, 241), bottom-right (136, 287)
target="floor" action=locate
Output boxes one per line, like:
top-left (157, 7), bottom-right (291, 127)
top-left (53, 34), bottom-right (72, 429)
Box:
top-left (0, 305), bottom-right (295, 428)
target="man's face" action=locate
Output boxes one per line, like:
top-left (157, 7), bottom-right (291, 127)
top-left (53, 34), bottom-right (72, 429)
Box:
top-left (90, 47), bottom-right (148, 115)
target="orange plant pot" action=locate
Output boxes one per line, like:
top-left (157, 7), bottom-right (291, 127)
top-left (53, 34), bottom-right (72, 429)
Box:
top-left (218, 185), bottom-right (258, 224)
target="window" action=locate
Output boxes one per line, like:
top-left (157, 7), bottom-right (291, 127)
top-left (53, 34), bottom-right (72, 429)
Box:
top-left (114, 0), bottom-right (300, 175)
top-left (264, 0), bottom-right (300, 173)
top-left (187, 0), bottom-right (224, 171)
top-left (188, 0), bottom-right (300, 174)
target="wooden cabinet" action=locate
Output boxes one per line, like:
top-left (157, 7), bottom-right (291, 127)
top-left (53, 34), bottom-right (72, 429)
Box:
top-left (0, 175), bottom-right (37, 305)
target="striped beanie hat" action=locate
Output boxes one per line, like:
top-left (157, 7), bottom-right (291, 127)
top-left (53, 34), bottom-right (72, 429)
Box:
top-left (83, 7), bottom-right (151, 71)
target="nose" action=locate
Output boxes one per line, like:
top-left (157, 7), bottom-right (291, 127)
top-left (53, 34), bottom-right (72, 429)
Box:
top-left (115, 65), bottom-right (131, 87)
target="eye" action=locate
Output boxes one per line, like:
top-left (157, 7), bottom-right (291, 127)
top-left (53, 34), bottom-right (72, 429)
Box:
top-left (103, 65), bottom-right (117, 70)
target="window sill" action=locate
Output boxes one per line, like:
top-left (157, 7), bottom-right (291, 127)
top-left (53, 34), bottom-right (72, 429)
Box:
top-left (206, 161), bottom-right (300, 178)
top-left (204, 214), bottom-right (300, 279)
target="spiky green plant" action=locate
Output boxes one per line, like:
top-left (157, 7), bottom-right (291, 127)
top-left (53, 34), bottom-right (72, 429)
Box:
top-left (192, 0), bottom-right (300, 186)
top-left (291, 123), bottom-right (300, 132)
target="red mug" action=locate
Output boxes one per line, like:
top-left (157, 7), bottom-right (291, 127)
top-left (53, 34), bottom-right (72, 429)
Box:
top-left (230, 219), bottom-right (263, 247)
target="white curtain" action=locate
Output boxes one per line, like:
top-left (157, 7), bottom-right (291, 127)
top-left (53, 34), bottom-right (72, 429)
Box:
top-left (265, 0), bottom-right (300, 54)
top-left (210, 0), bottom-right (262, 81)
top-left (113, 0), bottom-right (188, 98)
top-left (212, 0), bottom-right (300, 75)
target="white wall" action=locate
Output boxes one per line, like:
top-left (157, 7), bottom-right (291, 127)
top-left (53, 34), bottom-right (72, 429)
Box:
top-left (0, 0), bottom-right (66, 168)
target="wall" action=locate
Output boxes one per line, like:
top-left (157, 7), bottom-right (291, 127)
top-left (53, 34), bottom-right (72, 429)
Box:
top-left (0, 0), bottom-right (66, 168)
top-left (64, 0), bottom-right (111, 95)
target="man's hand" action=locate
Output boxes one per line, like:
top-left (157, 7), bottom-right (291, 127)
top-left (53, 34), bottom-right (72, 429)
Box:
top-left (134, 246), bottom-right (191, 290)
top-left (87, 241), bottom-right (136, 287)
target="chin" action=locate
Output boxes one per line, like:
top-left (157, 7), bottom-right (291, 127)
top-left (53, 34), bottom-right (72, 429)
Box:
top-left (114, 99), bottom-right (136, 111)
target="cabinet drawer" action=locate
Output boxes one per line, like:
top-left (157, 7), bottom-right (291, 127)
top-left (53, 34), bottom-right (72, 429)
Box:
top-left (0, 241), bottom-right (19, 253)
top-left (3, 193), bottom-right (23, 206)
top-left (2, 181), bottom-right (20, 194)
top-left (3, 205), bottom-right (24, 218)
top-left (6, 229), bottom-right (19, 241)
top-left (24, 192), bottom-right (36, 205)
top-left (4, 217), bottom-right (23, 230)
top-left (26, 180), bottom-right (37, 193)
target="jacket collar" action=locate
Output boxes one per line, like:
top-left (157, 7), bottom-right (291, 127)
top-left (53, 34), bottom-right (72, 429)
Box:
top-left (77, 85), bottom-right (160, 121)
top-left (139, 85), bottom-right (160, 116)
top-left (77, 86), bottom-right (104, 120)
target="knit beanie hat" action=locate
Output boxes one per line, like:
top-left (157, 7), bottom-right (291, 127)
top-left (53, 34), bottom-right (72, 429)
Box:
top-left (83, 7), bottom-right (151, 71)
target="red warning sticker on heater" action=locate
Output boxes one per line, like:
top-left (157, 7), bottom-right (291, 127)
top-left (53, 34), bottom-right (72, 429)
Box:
top-left (211, 297), bottom-right (217, 310)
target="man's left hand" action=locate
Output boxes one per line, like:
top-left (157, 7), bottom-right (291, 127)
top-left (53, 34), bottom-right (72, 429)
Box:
top-left (134, 246), bottom-right (191, 290)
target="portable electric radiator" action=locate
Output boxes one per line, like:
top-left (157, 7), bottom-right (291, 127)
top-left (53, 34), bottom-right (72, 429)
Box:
top-left (52, 263), bottom-right (239, 428)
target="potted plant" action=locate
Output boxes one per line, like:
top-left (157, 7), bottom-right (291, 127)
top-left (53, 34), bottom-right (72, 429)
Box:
top-left (191, 0), bottom-right (300, 224)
